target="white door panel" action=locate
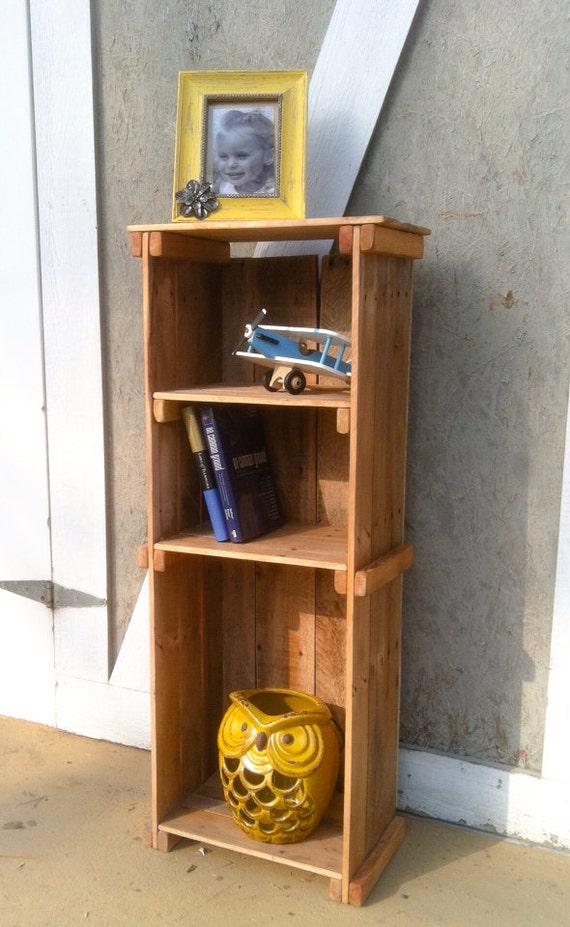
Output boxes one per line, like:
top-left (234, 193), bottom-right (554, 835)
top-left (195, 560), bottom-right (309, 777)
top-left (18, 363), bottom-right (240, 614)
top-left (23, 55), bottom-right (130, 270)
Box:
top-left (1, 0), bottom-right (108, 723)
top-left (0, 0), bottom-right (54, 722)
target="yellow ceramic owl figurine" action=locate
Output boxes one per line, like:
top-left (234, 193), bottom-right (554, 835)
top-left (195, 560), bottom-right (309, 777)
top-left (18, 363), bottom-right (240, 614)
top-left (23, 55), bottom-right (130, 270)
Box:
top-left (218, 688), bottom-right (341, 844)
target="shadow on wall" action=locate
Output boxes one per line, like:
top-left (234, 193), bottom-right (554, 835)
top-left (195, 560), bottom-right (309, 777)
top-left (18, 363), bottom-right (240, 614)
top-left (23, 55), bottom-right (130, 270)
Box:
top-left (401, 256), bottom-right (542, 774)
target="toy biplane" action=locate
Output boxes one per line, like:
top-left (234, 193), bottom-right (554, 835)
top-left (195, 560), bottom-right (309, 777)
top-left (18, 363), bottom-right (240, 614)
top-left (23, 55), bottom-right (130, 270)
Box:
top-left (235, 309), bottom-right (351, 395)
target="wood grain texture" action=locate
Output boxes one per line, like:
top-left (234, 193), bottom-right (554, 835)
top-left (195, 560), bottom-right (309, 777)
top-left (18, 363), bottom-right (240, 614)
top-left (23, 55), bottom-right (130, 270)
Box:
top-left (360, 224), bottom-right (424, 260)
top-left (149, 231), bottom-right (230, 262)
top-left (221, 561), bottom-right (256, 698)
top-left (150, 556), bottom-right (204, 839)
top-left (334, 544), bottom-right (413, 596)
top-left (162, 781), bottom-right (345, 878)
top-left (154, 524), bottom-right (348, 571)
top-left (255, 564), bottom-right (316, 692)
top-left (341, 238), bottom-right (415, 898)
top-left (348, 815), bottom-right (406, 906)
top-left (354, 544), bottom-right (413, 597)
top-left (153, 386), bottom-right (351, 412)
top-left (317, 255), bottom-right (352, 525)
top-left (366, 580), bottom-right (404, 846)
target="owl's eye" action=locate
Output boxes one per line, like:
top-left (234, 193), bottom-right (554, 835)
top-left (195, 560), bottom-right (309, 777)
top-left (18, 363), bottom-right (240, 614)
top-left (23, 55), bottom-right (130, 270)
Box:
top-left (240, 723), bottom-right (248, 732)
top-left (282, 733), bottom-right (294, 745)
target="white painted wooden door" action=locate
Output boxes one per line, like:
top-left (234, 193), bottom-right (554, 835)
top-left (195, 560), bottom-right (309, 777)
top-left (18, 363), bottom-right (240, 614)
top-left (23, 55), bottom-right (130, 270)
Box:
top-left (0, 1), bottom-right (55, 723)
top-left (1, 0), bottom-right (108, 726)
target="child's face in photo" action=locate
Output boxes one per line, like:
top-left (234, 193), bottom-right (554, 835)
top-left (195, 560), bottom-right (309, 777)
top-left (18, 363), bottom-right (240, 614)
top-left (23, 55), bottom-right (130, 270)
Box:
top-left (215, 127), bottom-right (273, 192)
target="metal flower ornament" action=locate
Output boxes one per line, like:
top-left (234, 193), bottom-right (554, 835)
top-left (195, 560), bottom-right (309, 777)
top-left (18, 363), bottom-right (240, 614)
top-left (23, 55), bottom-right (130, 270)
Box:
top-left (175, 179), bottom-right (219, 219)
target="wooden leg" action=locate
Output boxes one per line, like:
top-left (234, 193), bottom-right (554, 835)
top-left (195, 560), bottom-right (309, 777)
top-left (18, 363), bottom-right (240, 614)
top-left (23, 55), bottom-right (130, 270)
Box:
top-left (156, 829), bottom-right (182, 852)
top-left (329, 878), bottom-right (342, 901)
top-left (348, 815), bottom-right (405, 906)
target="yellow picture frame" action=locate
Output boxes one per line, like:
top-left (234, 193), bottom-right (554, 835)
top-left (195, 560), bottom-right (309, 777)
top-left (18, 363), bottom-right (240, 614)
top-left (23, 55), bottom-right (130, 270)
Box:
top-left (172, 70), bottom-right (307, 222)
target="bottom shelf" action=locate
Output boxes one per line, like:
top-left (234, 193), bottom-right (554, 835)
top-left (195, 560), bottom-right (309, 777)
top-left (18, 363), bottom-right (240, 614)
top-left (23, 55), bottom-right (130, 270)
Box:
top-left (157, 776), bottom-right (406, 904)
top-left (159, 774), bottom-right (344, 882)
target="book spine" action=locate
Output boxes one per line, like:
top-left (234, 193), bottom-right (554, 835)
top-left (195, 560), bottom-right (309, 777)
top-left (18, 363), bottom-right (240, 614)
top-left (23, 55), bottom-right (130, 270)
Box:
top-left (199, 407), bottom-right (243, 542)
top-left (182, 406), bottom-right (229, 542)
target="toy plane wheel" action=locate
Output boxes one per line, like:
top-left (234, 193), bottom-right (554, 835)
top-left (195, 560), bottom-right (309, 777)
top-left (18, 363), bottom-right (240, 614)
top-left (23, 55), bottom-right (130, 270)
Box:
top-left (284, 368), bottom-right (306, 395)
top-left (262, 369), bottom-right (279, 392)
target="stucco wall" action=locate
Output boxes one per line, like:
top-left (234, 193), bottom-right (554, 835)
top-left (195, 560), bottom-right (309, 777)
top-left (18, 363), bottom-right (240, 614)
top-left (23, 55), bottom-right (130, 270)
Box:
top-left (92, 0), bottom-right (569, 771)
top-left (348, 0), bottom-right (569, 770)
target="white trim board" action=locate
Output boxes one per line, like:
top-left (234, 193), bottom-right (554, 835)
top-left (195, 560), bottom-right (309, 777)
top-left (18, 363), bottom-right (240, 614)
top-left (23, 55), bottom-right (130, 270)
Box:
top-left (56, 675), bottom-right (150, 750)
top-left (110, 574), bottom-right (151, 693)
top-left (304, 0), bottom-right (421, 220)
top-left (30, 0), bottom-right (108, 623)
top-left (255, 0), bottom-right (422, 258)
top-left (398, 747), bottom-right (570, 851)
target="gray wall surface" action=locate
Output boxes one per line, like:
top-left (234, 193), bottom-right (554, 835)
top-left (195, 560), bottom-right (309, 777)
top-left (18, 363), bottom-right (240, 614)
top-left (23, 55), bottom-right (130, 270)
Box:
top-left (92, 0), bottom-right (569, 772)
top-left (91, 0), bottom-right (336, 657)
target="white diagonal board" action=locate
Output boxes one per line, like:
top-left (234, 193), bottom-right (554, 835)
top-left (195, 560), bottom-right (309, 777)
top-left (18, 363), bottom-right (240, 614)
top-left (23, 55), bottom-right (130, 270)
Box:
top-left (256, 0), bottom-right (422, 257)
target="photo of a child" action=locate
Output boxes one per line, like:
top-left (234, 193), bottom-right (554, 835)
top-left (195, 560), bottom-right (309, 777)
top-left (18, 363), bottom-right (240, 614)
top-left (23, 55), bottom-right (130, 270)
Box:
top-left (207, 106), bottom-right (277, 197)
top-left (173, 72), bottom-right (306, 221)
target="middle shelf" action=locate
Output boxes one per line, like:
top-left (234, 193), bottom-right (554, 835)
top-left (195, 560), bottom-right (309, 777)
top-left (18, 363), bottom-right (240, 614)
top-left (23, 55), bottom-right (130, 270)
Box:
top-left (153, 383), bottom-right (352, 411)
top-left (154, 522), bottom-right (348, 571)
top-left (152, 384), bottom-right (352, 437)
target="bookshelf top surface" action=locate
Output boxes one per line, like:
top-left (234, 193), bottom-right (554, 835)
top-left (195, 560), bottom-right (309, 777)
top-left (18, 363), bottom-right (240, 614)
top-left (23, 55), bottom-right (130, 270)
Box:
top-left (127, 215), bottom-right (430, 242)
top-left (154, 384), bottom-right (351, 409)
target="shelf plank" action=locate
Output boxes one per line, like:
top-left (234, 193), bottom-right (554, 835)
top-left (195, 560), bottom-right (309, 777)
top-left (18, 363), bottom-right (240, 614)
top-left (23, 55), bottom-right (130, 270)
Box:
top-left (360, 224), bottom-right (425, 260)
top-left (354, 544), bottom-right (413, 597)
top-left (154, 523), bottom-right (348, 571)
top-left (153, 384), bottom-right (351, 419)
top-left (128, 215), bottom-right (430, 244)
top-left (334, 544), bottom-right (414, 596)
top-left (160, 788), bottom-right (344, 881)
top-left (339, 224), bottom-right (425, 260)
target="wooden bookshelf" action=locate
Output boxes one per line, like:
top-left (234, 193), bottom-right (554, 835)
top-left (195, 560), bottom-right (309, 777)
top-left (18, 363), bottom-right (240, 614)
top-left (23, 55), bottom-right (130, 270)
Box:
top-left (130, 216), bottom-right (427, 905)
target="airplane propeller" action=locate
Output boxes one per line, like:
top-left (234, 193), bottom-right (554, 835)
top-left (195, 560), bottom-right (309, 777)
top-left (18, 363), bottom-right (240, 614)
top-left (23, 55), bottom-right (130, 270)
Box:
top-left (232, 308), bottom-right (267, 355)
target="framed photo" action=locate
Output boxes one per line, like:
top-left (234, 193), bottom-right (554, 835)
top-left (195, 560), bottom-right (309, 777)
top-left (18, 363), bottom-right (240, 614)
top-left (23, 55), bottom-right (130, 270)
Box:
top-left (172, 70), bottom-right (307, 222)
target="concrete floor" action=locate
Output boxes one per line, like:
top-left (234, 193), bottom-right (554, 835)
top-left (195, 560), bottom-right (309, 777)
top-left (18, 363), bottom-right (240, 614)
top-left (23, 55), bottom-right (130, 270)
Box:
top-left (1, 716), bottom-right (569, 927)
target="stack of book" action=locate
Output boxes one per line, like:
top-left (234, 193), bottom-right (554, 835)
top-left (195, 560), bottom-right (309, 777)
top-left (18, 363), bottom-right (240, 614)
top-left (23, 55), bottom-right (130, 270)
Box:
top-left (183, 404), bottom-right (282, 543)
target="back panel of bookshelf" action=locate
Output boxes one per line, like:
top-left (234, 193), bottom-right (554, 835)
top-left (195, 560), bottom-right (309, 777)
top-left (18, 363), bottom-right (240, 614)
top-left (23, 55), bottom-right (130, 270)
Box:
top-left (147, 251), bottom-right (352, 798)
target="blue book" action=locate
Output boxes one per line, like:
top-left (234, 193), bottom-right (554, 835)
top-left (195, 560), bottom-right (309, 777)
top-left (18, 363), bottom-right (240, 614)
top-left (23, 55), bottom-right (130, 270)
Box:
top-left (182, 406), bottom-right (229, 542)
top-left (199, 405), bottom-right (282, 543)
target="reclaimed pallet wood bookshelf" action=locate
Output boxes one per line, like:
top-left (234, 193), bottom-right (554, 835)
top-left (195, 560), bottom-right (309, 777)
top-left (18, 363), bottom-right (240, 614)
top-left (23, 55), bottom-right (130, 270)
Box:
top-left (129, 216), bottom-right (428, 905)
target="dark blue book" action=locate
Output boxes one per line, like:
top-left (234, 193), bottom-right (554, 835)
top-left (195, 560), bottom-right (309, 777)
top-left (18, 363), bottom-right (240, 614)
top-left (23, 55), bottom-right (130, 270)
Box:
top-left (182, 406), bottom-right (229, 542)
top-left (199, 405), bottom-right (282, 543)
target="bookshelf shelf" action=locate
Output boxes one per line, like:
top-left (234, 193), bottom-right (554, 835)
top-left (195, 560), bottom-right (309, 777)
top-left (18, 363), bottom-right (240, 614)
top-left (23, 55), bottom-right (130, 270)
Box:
top-left (131, 216), bottom-right (427, 905)
top-left (159, 774), bottom-right (344, 882)
top-left (153, 384), bottom-right (352, 413)
top-left (154, 523), bottom-right (348, 571)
